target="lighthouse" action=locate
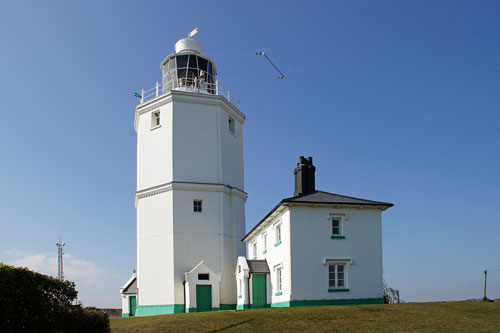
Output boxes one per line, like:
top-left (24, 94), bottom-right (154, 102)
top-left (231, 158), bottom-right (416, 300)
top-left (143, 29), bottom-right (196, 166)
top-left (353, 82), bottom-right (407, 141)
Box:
top-left (128, 35), bottom-right (247, 316)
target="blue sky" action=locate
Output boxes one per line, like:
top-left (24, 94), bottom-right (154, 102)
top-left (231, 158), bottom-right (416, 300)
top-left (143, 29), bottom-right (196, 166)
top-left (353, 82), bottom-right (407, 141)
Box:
top-left (1, 1), bottom-right (499, 307)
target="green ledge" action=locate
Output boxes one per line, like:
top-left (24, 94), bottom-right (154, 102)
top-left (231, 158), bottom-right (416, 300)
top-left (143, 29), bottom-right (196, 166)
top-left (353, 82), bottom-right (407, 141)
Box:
top-left (121, 313), bottom-right (130, 318)
top-left (274, 241), bottom-right (282, 247)
top-left (263, 250), bottom-right (267, 254)
top-left (331, 235), bottom-right (345, 239)
top-left (238, 295), bottom-right (242, 299)
top-left (328, 288), bottom-right (349, 292)
top-left (236, 304), bottom-right (250, 310)
top-left (271, 298), bottom-right (384, 308)
top-left (135, 304), bottom-right (184, 316)
top-left (186, 307), bottom-right (196, 313)
top-left (252, 257), bottom-right (257, 260)
top-left (275, 292), bottom-right (283, 296)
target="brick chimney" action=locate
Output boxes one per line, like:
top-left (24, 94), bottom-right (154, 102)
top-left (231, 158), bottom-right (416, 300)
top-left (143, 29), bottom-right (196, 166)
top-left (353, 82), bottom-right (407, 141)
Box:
top-left (293, 156), bottom-right (316, 197)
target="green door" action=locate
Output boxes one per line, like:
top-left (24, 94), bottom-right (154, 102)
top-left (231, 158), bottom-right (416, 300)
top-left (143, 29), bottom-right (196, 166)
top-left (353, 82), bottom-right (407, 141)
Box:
top-left (196, 285), bottom-right (212, 312)
top-left (129, 296), bottom-right (137, 316)
top-left (252, 274), bottom-right (267, 308)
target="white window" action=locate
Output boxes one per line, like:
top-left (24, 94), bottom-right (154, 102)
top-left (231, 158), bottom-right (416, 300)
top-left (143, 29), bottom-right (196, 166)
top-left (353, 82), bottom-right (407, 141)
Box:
top-left (193, 200), bottom-right (202, 212)
top-left (252, 242), bottom-right (257, 259)
top-left (151, 111), bottom-right (160, 128)
top-left (262, 233), bottom-right (267, 253)
top-left (328, 264), bottom-right (346, 289)
top-left (228, 116), bottom-right (235, 134)
top-left (275, 224), bottom-right (282, 246)
top-left (239, 279), bottom-right (242, 296)
top-left (329, 214), bottom-right (346, 238)
top-left (276, 267), bottom-right (282, 294)
top-left (332, 218), bottom-right (341, 235)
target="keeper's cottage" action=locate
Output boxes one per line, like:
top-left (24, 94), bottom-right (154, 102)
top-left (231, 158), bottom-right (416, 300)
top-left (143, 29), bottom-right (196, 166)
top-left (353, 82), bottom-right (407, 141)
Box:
top-left (120, 35), bottom-right (392, 316)
top-left (236, 156), bottom-right (392, 309)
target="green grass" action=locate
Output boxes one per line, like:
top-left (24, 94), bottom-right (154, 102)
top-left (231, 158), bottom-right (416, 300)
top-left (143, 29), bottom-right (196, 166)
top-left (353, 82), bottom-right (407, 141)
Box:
top-left (111, 302), bottom-right (500, 332)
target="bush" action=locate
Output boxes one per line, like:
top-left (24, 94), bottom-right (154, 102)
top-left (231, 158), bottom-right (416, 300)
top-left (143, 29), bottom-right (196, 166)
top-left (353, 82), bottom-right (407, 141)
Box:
top-left (0, 263), bottom-right (110, 332)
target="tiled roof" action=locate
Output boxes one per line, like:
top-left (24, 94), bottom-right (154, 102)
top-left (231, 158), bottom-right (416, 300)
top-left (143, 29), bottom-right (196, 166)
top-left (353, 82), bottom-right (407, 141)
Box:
top-left (283, 190), bottom-right (393, 206)
top-left (247, 259), bottom-right (270, 274)
top-left (243, 190), bottom-right (393, 241)
top-left (122, 277), bottom-right (137, 294)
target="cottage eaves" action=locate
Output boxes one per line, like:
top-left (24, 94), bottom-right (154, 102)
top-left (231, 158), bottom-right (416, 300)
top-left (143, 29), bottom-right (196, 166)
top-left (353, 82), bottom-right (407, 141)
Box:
top-left (242, 190), bottom-right (393, 242)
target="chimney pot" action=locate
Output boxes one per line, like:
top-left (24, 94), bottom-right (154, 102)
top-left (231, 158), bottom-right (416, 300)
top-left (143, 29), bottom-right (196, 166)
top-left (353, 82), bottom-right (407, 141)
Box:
top-left (294, 156), bottom-right (316, 197)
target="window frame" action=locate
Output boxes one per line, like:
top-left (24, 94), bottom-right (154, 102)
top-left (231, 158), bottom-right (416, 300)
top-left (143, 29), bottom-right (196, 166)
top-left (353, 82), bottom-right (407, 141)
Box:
top-left (228, 116), bottom-right (235, 135)
top-left (193, 200), bottom-right (203, 213)
top-left (262, 232), bottom-right (267, 254)
top-left (325, 259), bottom-right (350, 291)
top-left (274, 221), bottom-right (282, 247)
top-left (251, 241), bottom-right (257, 259)
top-left (151, 111), bottom-right (161, 129)
top-left (329, 214), bottom-right (346, 239)
top-left (275, 265), bottom-right (283, 295)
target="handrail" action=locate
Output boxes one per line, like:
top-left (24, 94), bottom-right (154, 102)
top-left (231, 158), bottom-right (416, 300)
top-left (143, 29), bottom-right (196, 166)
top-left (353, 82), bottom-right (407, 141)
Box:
top-left (137, 80), bottom-right (240, 109)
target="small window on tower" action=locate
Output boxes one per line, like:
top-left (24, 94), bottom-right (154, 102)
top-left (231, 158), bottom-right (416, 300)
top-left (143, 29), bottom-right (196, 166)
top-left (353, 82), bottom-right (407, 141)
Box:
top-left (228, 117), bottom-right (235, 134)
top-left (151, 111), bottom-right (160, 128)
top-left (193, 200), bottom-right (202, 213)
top-left (198, 273), bottom-right (209, 280)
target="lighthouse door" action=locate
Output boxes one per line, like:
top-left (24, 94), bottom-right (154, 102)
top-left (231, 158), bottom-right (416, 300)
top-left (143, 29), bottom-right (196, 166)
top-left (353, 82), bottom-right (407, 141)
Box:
top-left (252, 274), bottom-right (267, 308)
top-left (196, 285), bottom-right (212, 312)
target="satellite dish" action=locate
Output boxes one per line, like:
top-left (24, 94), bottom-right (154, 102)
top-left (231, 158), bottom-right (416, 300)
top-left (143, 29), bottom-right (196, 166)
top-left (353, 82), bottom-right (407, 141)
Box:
top-left (188, 27), bottom-right (199, 38)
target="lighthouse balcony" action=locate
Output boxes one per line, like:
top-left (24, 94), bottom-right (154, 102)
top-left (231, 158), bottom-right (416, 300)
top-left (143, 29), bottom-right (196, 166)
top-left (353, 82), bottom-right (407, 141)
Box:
top-left (137, 80), bottom-right (240, 109)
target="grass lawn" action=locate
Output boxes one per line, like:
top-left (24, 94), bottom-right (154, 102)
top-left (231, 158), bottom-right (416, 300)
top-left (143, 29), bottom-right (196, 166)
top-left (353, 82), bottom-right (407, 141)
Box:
top-left (110, 301), bottom-right (500, 332)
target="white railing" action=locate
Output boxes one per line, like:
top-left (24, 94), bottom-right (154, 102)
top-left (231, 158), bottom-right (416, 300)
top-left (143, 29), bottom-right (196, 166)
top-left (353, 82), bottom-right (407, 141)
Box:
top-left (137, 80), bottom-right (240, 109)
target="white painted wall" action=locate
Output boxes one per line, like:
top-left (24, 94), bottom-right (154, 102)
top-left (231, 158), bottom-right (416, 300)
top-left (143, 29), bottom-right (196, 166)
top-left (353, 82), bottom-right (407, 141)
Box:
top-left (289, 206), bottom-right (384, 300)
top-left (246, 209), bottom-right (292, 304)
top-left (121, 294), bottom-right (130, 314)
top-left (184, 261), bottom-right (221, 310)
top-left (135, 90), bottom-right (246, 310)
top-left (136, 191), bottom-right (175, 306)
top-left (244, 204), bottom-right (385, 304)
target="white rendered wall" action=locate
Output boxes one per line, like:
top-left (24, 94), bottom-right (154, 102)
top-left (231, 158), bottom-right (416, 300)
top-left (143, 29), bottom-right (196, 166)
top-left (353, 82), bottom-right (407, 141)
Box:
top-left (121, 295), bottom-right (130, 314)
top-left (135, 91), bottom-right (246, 309)
top-left (172, 188), bottom-right (246, 305)
top-left (289, 206), bottom-right (384, 301)
top-left (136, 102), bottom-right (173, 191)
top-left (246, 209), bottom-right (291, 304)
top-left (136, 191), bottom-right (175, 306)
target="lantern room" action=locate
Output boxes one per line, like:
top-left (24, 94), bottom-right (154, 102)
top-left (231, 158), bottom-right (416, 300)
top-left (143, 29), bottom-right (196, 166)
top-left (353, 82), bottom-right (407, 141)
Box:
top-left (160, 37), bottom-right (218, 95)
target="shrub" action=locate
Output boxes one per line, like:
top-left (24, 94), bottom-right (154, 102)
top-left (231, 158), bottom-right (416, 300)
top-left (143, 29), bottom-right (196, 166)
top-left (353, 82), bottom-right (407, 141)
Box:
top-left (0, 263), bottom-right (110, 332)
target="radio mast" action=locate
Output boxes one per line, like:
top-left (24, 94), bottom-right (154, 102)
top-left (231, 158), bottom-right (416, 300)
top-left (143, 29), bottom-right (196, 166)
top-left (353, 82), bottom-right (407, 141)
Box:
top-left (56, 236), bottom-right (66, 280)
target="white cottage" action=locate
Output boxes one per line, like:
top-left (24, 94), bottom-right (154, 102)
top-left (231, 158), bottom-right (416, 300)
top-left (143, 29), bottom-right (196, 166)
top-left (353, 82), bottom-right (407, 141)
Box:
top-left (236, 156), bottom-right (393, 309)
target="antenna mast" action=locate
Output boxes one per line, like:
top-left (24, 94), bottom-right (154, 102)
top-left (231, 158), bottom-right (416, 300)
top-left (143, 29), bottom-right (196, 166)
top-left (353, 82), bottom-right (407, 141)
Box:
top-left (56, 237), bottom-right (66, 280)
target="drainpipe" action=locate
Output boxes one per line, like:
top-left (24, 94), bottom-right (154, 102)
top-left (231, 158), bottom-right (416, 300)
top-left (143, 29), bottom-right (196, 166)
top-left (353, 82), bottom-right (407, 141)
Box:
top-left (247, 273), bottom-right (251, 309)
top-left (183, 280), bottom-right (187, 313)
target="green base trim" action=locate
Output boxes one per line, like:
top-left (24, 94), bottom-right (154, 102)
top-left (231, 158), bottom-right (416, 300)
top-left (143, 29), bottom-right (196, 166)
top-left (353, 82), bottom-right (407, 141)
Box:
top-left (212, 307), bottom-right (220, 311)
top-left (121, 313), bottom-right (130, 317)
top-left (263, 250), bottom-right (267, 254)
top-left (186, 307), bottom-right (197, 313)
top-left (219, 304), bottom-right (236, 311)
top-left (275, 292), bottom-right (283, 296)
top-left (331, 235), bottom-right (345, 239)
top-left (328, 288), bottom-right (349, 292)
top-left (274, 241), bottom-right (282, 247)
top-left (271, 301), bottom-right (291, 308)
top-left (272, 298), bottom-right (384, 308)
top-left (236, 304), bottom-right (250, 310)
top-left (135, 304), bottom-right (184, 316)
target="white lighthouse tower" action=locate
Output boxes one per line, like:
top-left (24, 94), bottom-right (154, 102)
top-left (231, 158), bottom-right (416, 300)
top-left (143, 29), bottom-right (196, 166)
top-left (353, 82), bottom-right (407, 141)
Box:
top-left (131, 35), bottom-right (247, 316)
